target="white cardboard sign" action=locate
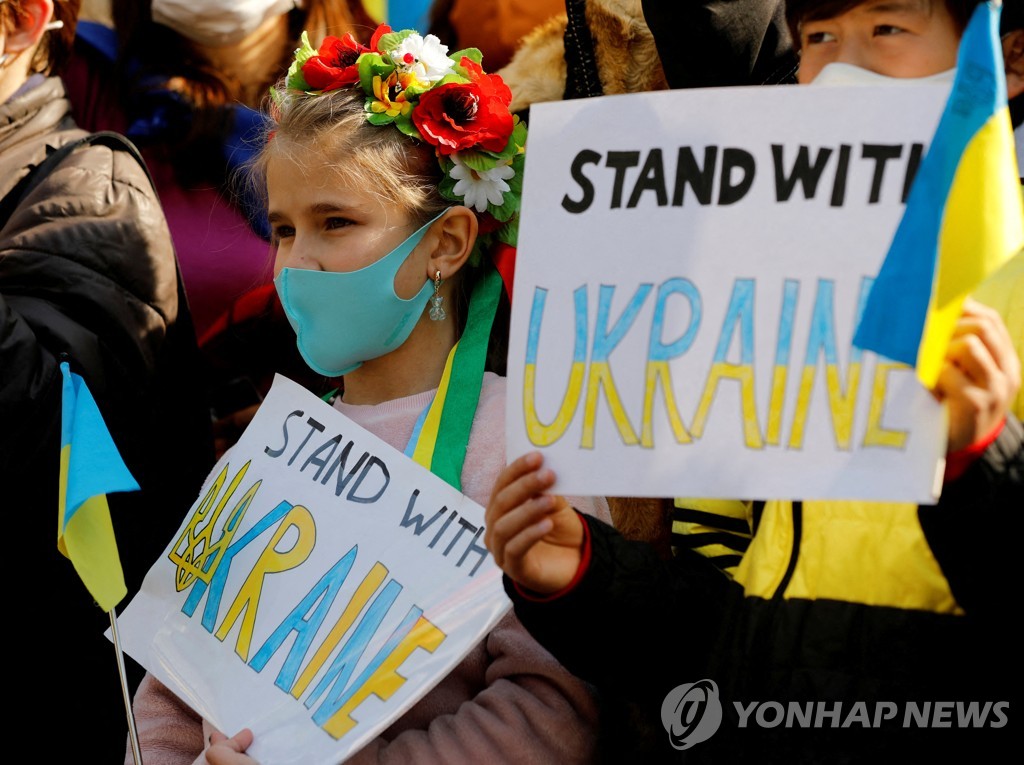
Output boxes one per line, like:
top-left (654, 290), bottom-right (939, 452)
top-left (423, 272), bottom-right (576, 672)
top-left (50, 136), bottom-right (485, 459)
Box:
top-left (116, 374), bottom-right (511, 765)
top-left (507, 83), bottom-right (952, 502)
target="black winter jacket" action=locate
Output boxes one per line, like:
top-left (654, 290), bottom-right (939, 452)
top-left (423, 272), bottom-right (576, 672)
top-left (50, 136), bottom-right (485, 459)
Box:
top-left (508, 418), bottom-right (1022, 764)
top-left (0, 75), bottom-right (214, 761)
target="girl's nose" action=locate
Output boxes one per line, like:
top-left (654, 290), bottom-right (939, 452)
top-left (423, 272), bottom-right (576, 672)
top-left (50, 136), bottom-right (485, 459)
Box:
top-left (276, 242), bottom-right (321, 273)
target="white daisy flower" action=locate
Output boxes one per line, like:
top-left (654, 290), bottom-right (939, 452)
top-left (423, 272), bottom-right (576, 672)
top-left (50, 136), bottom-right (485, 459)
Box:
top-left (390, 33), bottom-right (455, 83)
top-left (450, 156), bottom-right (516, 213)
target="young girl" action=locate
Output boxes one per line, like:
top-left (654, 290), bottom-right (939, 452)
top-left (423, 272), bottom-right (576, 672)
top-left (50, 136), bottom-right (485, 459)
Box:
top-left (128, 24), bottom-right (610, 765)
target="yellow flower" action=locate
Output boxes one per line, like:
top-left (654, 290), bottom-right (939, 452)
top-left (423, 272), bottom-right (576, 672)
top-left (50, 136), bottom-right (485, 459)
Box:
top-left (369, 73), bottom-right (413, 117)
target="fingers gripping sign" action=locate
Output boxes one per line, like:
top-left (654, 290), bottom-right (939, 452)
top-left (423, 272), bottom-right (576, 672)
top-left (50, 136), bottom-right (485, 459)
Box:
top-left (206, 728), bottom-right (256, 765)
top-left (933, 299), bottom-right (1022, 453)
top-left (484, 452), bottom-right (587, 595)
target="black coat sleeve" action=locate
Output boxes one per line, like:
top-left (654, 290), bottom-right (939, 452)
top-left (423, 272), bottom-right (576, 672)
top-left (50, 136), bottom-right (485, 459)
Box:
top-left (0, 139), bottom-right (214, 595)
top-left (505, 513), bottom-right (730, 706)
top-left (918, 414), bottom-right (1024, 622)
top-left (0, 142), bottom-right (177, 471)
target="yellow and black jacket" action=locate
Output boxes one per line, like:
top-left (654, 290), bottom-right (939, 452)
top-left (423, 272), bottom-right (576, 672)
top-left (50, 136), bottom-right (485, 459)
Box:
top-left (508, 413), bottom-right (1022, 763)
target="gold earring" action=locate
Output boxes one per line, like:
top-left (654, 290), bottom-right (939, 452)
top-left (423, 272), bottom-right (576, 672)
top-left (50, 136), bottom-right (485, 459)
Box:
top-left (429, 270), bottom-right (446, 321)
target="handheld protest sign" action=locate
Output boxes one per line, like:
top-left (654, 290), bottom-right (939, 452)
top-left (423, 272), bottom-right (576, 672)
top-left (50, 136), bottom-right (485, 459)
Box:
top-left (507, 84), bottom-right (951, 502)
top-left (116, 375), bottom-right (510, 765)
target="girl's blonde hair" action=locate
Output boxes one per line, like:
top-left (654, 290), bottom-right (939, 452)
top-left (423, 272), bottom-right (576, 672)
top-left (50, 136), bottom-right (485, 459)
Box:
top-left (256, 84), bottom-right (450, 227)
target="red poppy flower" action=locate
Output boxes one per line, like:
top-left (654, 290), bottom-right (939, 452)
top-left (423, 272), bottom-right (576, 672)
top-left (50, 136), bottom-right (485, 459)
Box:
top-left (302, 33), bottom-right (368, 92)
top-left (369, 24), bottom-right (392, 53)
top-left (460, 57), bottom-right (513, 105)
top-left (412, 58), bottom-right (514, 155)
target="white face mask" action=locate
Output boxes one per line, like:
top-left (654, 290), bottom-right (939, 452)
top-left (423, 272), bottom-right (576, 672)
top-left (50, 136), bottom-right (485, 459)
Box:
top-left (151, 0), bottom-right (300, 48)
top-left (809, 62), bottom-right (957, 87)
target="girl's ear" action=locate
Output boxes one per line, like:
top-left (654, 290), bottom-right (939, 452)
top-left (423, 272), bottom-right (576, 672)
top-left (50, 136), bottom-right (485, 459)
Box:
top-left (426, 206), bottom-right (479, 280)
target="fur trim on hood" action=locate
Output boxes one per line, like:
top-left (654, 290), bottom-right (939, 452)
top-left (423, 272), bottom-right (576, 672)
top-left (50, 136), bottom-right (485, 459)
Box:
top-left (498, 0), bottom-right (667, 114)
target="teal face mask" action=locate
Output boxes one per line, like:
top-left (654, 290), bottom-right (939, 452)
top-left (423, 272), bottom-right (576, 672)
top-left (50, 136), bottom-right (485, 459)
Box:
top-left (274, 212), bottom-right (444, 377)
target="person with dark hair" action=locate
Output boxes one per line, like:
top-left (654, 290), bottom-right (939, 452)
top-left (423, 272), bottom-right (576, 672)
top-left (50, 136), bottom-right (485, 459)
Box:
top-left (73, 0), bottom-right (376, 338)
top-left (64, 1), bottom-right (379, 458)
top-left (784, 0), bottom-right (977, 43)
top-left (1, 0), bottom-right (214, 761)
top-left (485, 1), bottom-right (1023, 762)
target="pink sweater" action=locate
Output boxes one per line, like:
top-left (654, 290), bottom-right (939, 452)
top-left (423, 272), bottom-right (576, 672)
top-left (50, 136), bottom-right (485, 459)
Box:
top-left (128, 373), bottom-right (610, 764)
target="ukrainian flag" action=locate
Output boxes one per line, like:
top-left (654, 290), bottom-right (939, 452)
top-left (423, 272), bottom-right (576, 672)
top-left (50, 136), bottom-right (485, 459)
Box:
top-left (853, 0), bottom-right (1024, 388)
top-left (58, 361), bottom-right (139, 612)
top-left (363, 0), bottom-right (385, 23)
top-left (385, 1), bottom-right (433, 31)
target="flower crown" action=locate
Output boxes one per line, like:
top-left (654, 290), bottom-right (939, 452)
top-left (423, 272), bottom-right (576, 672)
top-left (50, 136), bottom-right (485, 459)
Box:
top-left (281, 25), bottom-right (527, 262)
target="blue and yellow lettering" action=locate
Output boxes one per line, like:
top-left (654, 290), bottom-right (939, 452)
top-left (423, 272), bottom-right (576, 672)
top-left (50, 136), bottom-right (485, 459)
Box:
top-left (249, 545), bottom-right (359, 691)
top-left (524, 286), bottom-right (588, 446)
top-left (581, 284), bottom-right (650, 448)
top-left (642, 278), bottom-right (701, 446)
top-left (691, 279), bottom-right (763, 448)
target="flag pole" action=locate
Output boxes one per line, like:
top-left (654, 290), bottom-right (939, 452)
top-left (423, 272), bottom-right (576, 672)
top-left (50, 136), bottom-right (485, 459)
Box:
top-left (109, 609), bottom-right (144, 765)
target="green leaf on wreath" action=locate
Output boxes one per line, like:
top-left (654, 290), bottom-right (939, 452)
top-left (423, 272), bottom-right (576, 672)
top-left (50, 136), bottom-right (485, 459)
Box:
top-left (366, 111), bottom-right (396, 126)
top-left (450, 48), bottom-right (483, 67)
top-left (456, 150), bottom-right (500, 173)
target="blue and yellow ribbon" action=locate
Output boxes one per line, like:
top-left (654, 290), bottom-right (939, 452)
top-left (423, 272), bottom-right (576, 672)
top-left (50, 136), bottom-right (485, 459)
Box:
top-left (406, 263), bottom-right (503, 491)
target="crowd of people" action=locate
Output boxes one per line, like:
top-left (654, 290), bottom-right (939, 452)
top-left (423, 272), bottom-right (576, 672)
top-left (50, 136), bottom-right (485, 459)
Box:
top-left (1, 0), bottom-right (1021, 763)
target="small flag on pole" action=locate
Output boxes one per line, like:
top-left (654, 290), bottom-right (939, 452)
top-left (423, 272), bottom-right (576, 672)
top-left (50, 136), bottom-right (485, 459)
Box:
top-left (58, 361), bottom-right (139, 612)
top-left (853, 0), bottom-right (1024, 388)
